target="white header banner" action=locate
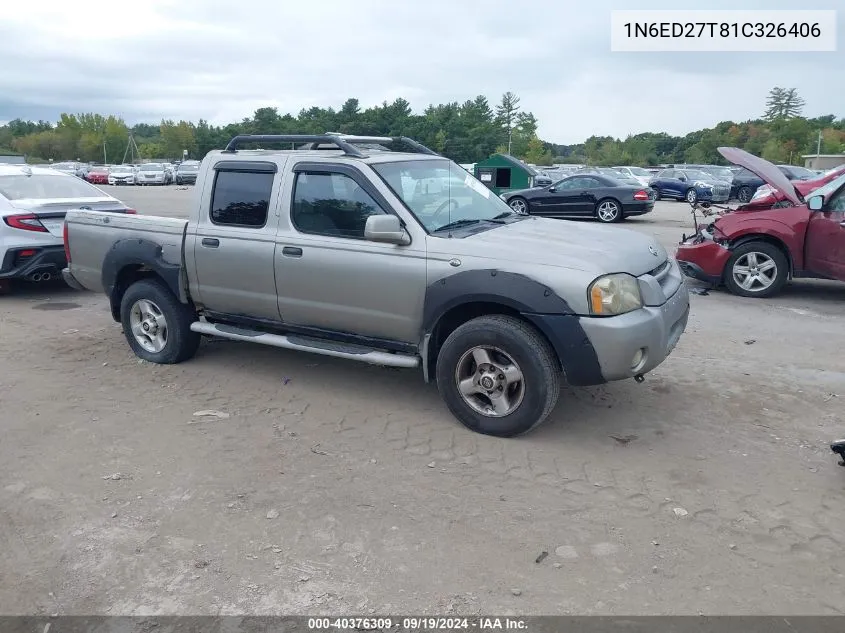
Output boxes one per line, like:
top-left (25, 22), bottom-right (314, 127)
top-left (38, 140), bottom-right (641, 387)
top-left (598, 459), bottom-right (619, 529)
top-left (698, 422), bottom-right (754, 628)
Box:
top-left (610, 10), bottom-right (837, 52)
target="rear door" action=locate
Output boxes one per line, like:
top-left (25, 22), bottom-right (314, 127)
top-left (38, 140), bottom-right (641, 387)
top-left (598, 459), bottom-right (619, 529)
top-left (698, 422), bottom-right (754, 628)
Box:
top-left (804, 185), bottom-right (845, 280)
top-left (189, 159), bottom-right (284, 320)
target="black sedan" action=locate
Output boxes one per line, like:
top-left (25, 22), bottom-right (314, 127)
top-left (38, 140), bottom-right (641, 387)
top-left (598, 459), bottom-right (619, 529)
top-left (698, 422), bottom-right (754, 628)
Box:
top-left (500, 174), bottom-right (655, 223)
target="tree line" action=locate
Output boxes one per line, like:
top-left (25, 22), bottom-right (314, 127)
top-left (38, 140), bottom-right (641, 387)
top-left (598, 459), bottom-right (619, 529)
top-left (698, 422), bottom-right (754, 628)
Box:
top-left (1, 88), bottom-right (842, 167)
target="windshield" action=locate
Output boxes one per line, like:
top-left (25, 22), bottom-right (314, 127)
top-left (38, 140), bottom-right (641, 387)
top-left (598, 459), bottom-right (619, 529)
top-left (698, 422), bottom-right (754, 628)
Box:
top-left (626, 167), bottom-right (651, 176)
top-left (373, 159), bottom-right (517, 233)
top-left (140, 164), bottom-right (163, 171)
top-left (179, 163), bottom-right (199, 171)
top-left (0, 174), bottom-right (109, 200)
top-left (111, 166), bottom-right (133, 173)
top-left (702, 167), bottom-right (733, 182)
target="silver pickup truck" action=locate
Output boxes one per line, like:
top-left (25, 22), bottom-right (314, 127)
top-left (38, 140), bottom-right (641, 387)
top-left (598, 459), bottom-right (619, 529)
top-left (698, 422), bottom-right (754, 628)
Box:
top-left (63, 134), bottom-right (689, 437)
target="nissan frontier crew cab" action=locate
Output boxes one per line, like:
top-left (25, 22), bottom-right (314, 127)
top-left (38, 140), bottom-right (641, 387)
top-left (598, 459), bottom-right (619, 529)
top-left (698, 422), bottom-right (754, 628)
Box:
top-left (63, 134), bottom-right (689, 437)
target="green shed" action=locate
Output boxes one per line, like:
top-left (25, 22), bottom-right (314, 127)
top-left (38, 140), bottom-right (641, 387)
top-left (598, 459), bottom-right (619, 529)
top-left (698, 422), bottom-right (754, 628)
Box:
top-left (474, 153), bottom-right (538, 196)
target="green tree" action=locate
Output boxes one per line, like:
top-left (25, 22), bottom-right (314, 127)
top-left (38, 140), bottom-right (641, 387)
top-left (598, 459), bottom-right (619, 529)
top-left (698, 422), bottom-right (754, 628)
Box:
top-left (159, 120), bottom-right (197, 159)
top-left (495, 92), bottom-right (521, 154)
top-left (522, 135), bottom-right (553, 165)
top-left (764, 87), bottom-right (806, 121)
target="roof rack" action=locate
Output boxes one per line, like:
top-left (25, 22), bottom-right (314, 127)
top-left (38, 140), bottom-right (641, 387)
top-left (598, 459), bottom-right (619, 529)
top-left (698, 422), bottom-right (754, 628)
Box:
top-left (222, 134), bottom-right (439, 157)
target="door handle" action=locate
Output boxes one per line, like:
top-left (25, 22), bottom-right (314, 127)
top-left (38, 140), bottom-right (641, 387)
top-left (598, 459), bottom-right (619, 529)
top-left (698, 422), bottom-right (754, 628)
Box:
top-left (201, 238), bottom-right (219, 248)
top-left (840, 221), bottom-right (845, 228)
top-left (282, 246), bottom-right (303, 257)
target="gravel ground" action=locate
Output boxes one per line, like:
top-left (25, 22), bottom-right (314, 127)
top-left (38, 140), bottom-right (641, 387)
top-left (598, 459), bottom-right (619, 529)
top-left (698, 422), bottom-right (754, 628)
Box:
top-left (1, 186), bottom-right (843, 616)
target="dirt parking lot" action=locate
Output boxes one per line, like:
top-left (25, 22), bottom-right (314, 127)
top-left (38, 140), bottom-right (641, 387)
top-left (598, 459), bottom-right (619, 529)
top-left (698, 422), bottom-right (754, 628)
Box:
top-left (1, 185), bottom-right (844, 616)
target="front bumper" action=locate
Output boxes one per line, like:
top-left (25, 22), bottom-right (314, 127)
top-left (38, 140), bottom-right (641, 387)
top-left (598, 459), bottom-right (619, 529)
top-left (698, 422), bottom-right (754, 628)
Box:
top-left (0, 245), bottom-right (67, 280)
top-left (578, 282), bottom-right (690, 382)
top-left (697, 188), bottom-right (730, 203)
top-left (676, 237), bottom-right (731, 284)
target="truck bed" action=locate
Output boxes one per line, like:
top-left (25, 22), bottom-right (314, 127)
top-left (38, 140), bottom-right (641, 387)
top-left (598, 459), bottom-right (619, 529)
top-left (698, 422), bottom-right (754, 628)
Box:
top-left (65, 210), bottom-right (187, 294)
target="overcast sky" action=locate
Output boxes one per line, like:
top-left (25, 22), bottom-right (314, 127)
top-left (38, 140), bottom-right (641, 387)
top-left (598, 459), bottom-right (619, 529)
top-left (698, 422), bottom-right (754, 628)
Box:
top-left (1, 0), bottom-right (842, 143)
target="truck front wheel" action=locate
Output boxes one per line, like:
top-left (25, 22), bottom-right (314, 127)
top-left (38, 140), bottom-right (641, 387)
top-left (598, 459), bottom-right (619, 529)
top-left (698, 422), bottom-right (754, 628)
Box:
top-left (435, 315), bottom-right (561, 437)
top-left (120, 279), bottom-right (200, 364)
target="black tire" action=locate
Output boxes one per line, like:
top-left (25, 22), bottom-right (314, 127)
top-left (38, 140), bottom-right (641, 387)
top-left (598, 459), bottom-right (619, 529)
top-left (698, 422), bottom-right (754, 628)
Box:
top-left (508, 197), bottom-right (529, 214)
top-left (119, 279), bottom-right (200, 364)
top-left (435, 315), bottom-right (560, 437)
top-left (723, 241), bottom-right (789, 298)
top-left (652, 187), bottom-right (661, 201)
top-left (737, 186), bottom-right (753, 203)
top-left (685, 188), bottom-right (697, 204)
top-left (595, 198), bottom-right (622, 223)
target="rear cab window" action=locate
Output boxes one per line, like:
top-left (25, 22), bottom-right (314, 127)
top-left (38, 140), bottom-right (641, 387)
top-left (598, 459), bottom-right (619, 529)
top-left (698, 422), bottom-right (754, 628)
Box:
top-left (210, 164), bottom-right (276, 228)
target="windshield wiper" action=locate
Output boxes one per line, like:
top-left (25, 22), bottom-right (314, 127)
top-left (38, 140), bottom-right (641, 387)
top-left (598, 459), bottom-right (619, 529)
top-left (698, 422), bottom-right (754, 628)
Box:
top-left (433, 219), bottom-right (482, 232)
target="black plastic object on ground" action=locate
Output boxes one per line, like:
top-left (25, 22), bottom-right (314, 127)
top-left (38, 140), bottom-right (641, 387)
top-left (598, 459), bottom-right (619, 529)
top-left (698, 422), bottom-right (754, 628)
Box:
top-left (831, 440), bottom-right (845, 466)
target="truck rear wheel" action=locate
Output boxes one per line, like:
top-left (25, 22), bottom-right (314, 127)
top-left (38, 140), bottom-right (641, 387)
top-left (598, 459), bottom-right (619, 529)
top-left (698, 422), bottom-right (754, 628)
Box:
top-left (120, 279), bottom-right (200, 364)
top-left (435, 315), bottom-right (560, 437)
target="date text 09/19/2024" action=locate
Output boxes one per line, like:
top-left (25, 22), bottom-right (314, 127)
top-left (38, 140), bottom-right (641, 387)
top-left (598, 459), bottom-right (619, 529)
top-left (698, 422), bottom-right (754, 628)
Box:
top-left (307, 617), bottom-right (528, 630)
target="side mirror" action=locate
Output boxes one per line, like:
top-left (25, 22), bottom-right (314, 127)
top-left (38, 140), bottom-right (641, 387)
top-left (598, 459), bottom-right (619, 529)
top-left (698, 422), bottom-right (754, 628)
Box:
top-left (548, 187), bottom-right (556, 193)
top-left (678, 175), bottom-right (687, 182)
top-left (808, 195), bottom-right (825, 211)
top-left (364, 214), bottom-right (410, 245)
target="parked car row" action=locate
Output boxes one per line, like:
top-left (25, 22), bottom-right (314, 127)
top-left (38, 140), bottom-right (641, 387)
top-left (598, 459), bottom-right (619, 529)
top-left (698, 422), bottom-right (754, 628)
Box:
top-left (49, 161), bottom-right (201, 186)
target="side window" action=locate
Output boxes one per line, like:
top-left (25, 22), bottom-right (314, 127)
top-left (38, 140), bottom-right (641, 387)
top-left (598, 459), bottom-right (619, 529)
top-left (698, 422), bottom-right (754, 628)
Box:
top-left (658, 170), bottom-right (671, 179)
top-left (210, 171), bottom-right (274, 227)
top-left (556, 178), bottom-right (577, 190)
top-left (828, 188), bottom-right (845, 212)
top-left (292, 171), bottom-right (386, 239)
top-left (580, 177), bottom-right (601, 189)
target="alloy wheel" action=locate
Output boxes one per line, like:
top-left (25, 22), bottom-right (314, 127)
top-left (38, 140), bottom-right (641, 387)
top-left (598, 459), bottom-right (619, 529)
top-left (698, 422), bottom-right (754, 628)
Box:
top-left (129, 299), bottom-right (168, 353)
top-left (455, 346), bottom-right (525, 417)
top-left (732, 251), bottom-right (778, 292)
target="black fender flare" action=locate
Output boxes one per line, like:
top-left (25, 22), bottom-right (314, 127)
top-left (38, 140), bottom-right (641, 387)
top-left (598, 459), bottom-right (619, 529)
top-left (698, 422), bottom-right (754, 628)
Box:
top-left (423, 269), bottom-right (574, 333)
top-left (102, 238), bottom-right (183, 318)
top-left (422, 270), bottom-right (605, 386)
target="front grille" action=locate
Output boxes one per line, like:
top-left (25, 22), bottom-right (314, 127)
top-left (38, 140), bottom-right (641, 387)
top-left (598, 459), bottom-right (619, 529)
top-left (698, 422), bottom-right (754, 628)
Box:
top-left (648, 260), bottom-right (670, 278)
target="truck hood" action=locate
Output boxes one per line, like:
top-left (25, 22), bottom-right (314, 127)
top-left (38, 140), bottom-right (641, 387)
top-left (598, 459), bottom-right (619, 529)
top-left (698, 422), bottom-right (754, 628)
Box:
top-left (438, 217), bottom-right (667, 276)
top-left (718, 147), bottom-right (802, 206)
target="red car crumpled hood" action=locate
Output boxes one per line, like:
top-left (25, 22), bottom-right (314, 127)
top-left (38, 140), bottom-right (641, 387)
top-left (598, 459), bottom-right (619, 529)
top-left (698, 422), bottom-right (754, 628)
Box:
top-left (718, 147), bottom-right (802, 206)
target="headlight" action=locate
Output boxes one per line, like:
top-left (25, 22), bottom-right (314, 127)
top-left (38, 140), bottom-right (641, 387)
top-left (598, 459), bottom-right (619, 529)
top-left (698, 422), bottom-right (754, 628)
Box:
top-left (588, 273), bottom-right (643, 316)
top-left (694, 181), bottom-right (711, 189)
top-left (499, 194), bottom-right (508, 200)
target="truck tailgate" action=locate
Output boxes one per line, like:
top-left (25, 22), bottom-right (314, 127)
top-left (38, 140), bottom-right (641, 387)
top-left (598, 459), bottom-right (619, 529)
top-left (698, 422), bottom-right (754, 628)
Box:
top-left (65, 210), bottom-right (188, 293)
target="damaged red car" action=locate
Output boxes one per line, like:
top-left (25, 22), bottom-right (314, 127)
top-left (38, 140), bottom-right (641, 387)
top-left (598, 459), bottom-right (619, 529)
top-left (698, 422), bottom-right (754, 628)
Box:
top-left (676, 147), bottom-right (845, 298)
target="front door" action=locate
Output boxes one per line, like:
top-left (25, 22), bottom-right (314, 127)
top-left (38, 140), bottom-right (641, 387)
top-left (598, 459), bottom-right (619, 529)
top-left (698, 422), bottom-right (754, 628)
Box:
top-left (274, 163), bottom-right (427, 344)
top-left (189, 160), bottom-right (283, 320)
top-left (805, 185), bottom-right (845, 280)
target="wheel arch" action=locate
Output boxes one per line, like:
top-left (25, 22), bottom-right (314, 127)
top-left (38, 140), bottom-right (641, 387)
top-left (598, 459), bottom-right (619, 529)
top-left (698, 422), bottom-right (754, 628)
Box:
top-left (728, 233), bottom-right (794, 279)
top-left (102, 239), bottom-right (187, 322)
top-left (422, 270), bottom-right (573, 382)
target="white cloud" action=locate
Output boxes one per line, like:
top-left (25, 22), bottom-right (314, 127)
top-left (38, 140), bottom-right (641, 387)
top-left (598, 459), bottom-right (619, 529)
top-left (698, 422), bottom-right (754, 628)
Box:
top-left (1, 0), bottom-right (842, 143)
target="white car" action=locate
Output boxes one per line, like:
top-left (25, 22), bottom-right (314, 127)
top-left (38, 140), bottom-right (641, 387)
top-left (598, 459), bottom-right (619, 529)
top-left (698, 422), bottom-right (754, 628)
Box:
top-left (613, 166), bottom-right (653, 187)
top-left (136, 163), bottom-right (168, 185)
top-left (108, 164), bottom-right (137, 185)
top-left (0, 164), bottom-right (134, 290)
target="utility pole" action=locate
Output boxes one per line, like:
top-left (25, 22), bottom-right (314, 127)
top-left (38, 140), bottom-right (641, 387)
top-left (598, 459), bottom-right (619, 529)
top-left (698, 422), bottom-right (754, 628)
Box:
top-left (817, 130), bottom-right (822, 156)
top-left (507, 129), bottom-right (512, 155)
top-left (103, 140), bottom-right (107, 165)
